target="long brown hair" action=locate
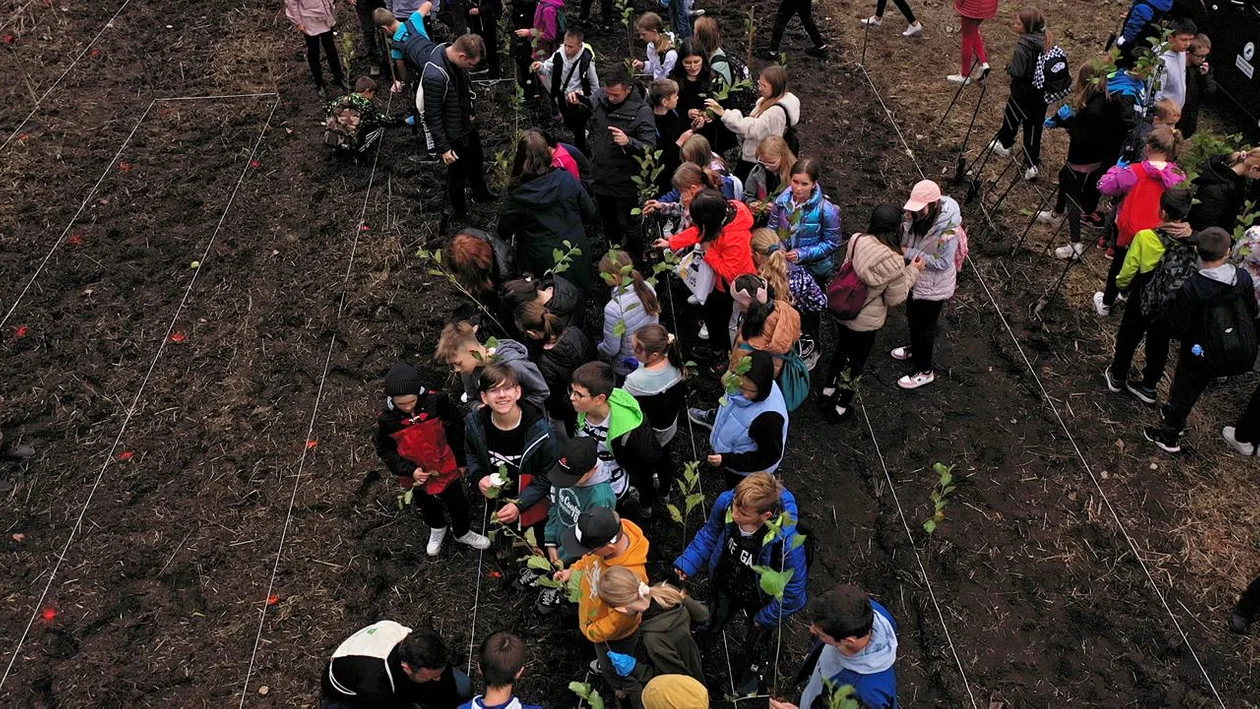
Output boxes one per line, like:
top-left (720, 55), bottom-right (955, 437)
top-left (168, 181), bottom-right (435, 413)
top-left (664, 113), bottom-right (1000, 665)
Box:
top-left (509, 130), bottom-right (553, 188)
top-left (681, 133), bottom-right (723, 171)
top-left (600, 250), bottom-right (661, 317)
top-left (634, 323), bottom-right (687, 377)
top-left (693, 16), bottom-right (721, 57)
top-left (1017, 7), bottom-right (1053, 52)
top-left (671, 162), bottom-right (724, 191)
top-left (514, 299), bottom-right (562, 343)
top-left (751, 65), bottom-right (788, 118)
top-left (1070, 58), bottom-right (1108, 110)
top-left (750, 228), bottom-right (792, 306)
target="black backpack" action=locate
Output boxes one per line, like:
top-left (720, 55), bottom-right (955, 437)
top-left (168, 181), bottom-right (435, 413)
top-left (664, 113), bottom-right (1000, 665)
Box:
top-left (1033, 45), bottom-right (1071, 104)
top-left (773, 103), bottom-right (801, 155)
top-left (1197, 273), bottom-right (1259, 376)
top-left (393, 16), bottom-right (437, 73)
top-left (550, 45), bottom-right (594, 100)
top-left (710, 52), bottom-right (756, 113)
top-left (1141, 230), bottom-right (1199, 320)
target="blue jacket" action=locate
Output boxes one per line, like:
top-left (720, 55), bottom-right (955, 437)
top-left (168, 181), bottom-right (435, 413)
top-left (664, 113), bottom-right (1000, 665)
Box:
top-left (1119, 0), bottom-right (1172, 47)
top-left (768, 184), bottom-right (844, 279)
top-left (799, 600), bottom-right (899, 709)
top-left (673, 489), bottom-right (808, 626)
top-left (710, 383), bottom-right (788, 475)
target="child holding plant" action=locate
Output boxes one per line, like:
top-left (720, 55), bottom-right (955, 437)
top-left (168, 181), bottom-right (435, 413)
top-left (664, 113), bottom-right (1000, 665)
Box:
top-left (633, 12), bottom-right (679, 80)
top-left (597, 250), bottom-right (662, 379)
top-left (464, 364), bottom-right (559, 548)
top-left (374, 361), bottom-right (492, 557)
top-left (597, 566), bottom-right (709, 682)
top-left (743, 136), bottom-right (797, 221)
top-left (705, 65), bottom-right (801, 181)
top-left (673, 472), bottom-right (808, 697)
top-left (435, 321), bottom-right (550, 411)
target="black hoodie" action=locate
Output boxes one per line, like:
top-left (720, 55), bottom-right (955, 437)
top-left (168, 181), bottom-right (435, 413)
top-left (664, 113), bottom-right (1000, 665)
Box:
top-left (499, 168), bottom-right (597, 292)
top-left (1008, 32), bottom-right (1045, 101)
top-left (588, 84), bottom-right (659, 197)
top-left (1189, 154), bottom-right (1247, 232)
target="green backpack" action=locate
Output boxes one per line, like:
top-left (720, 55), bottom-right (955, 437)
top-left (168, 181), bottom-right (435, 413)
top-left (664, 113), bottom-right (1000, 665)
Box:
top-left (741, 344), bottom-right (811, 412)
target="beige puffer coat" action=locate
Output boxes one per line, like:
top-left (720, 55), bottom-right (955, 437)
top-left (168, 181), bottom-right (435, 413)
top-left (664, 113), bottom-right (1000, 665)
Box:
top-left (839, 234), bottom-right (919, 332)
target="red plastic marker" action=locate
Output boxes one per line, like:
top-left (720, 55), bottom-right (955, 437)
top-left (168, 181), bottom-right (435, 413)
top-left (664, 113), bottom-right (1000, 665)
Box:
top-left (266, 594), bottom-right (280, 606)
top-left (249, 160), bottom-right (261, 168)
top-left (305, 439), bottom-right (318, 450)
top-left (360, 224), bottom-right (370, 232)
top-left (118, 451), bottom-right (134, 461)
top-left (41, 607), bottom-right (56, 621)
top-left (67, 234), bottom-right (83, 246)
top-left (118, 161), bottom-right (131, 172)
top-left (170, 332), bottom-right (186, 343)
top-left (15, 325), bottom-right (28, 337)
top-left (2, 34), bottom-right (15, 45)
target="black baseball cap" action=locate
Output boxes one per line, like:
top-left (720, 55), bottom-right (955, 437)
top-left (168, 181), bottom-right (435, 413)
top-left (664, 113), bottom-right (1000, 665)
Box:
top-left (561, 507), bottom-right (622, 558)
top-left (551, 437), bottom-right (600, 488)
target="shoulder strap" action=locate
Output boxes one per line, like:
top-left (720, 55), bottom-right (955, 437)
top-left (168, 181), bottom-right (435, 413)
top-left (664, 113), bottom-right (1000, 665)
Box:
top-left (774, 102), bottom-right (791, 126)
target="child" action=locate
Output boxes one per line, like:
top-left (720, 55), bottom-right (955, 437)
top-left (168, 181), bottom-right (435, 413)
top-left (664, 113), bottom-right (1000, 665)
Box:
top-left (555, 508), bottom-right (651, 697)
top-left (465, 364), bottom-right (559, 545)
top-left (1104, 186), bottom-right (1195, 404)
top-left (435, 321), bottom-right (551, 411)
top-left (1095, 126), bottom-right (1187, 316)
top-left (1145, 227), bottom-right (1258, 453)
top-left (751, 227), bottom-right (827, 343)
top-left (894, 179), bottom-right (962, 391)
top-left (533, 29), bottom-right (599, 156)
top-left (459, 631), bottom-right (541, 709)
top-left (515, 299), bottom-right (591, 433)
top-left (544, 437), bottom-right (616, 568)
top-left (285, 0), bottom-right (349, 98)
top-left (515, 0), bottom-right (564, 63)
top-left (597, 566), bottom-right (709, 682)
top-left (673, 472), bottom-right (807, 696)
top-left (743, 136), bottom-right (797, 221)
top-left (729, 274), bottom-right (802, 376)
top-left (1153, 17), bottom-right (1197, 111)
top-left (989, 8), bottom-right (1053, 180)
top-left (633, 12), bottom-right (678, 80)
top-left (766, 158), bottom-right (844, 283)
top-left (324, 76), bottom-right (404, 155)
top-left (374, 362), bottom-right (491, 556)
top-left (571, 362), bottom-right (669, 517)
top-left (1118, 99), bottom-right (1180, 168)
top-left (687, 351), bottom-right (789, 490)
top-left (500, 275), bottom-right (584, 337)
top-left (649, 79), bottom-right (686, 193)
top-left (1178, 34), bottom-right (1216, 138)
top-left (624, 324), bottom-right (687, 447)
top-left (775, 584), bottom-right (899, 709)
top-left (597, 251), bottom-right (662, 378)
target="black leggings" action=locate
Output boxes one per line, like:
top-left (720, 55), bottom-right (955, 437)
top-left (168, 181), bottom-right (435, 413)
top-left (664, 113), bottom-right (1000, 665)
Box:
top-left (875, 0), bottom-right (916, 22)
top-left (702, 287), bottom-right (735, 353)
top-left (907, 294), bottom-right (945, 374)
top-left (1234, 382), bottom-right (1260, 446)
top-left (415, 482), bottom-right (473, 537)
top-left (824, 326), bottom-right (878, 408)
top-left (304, 31), bottom-right (345, 88)
top-left (1054, 163), bottom-right (1106, 244)
top-left (769, 0), bottom-right (826, 51)
top-left (996, 94), bottom-right (1047, 167)
top-left (1102, 245), bottom-right (1129, 307)
top-left (467, 6), bottom-right (501, 78)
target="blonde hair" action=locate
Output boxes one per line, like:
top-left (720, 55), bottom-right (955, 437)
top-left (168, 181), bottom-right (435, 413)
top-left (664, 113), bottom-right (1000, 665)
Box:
top-left (733, 472), bottom-right (783, 515)
top-left (597, 566), bottom-right (686, 609)
top-left (1230, 147), bottom-right (1260, 170)
top-left (750, 228), bottom-right (792, 306)
top-left (435, 321), bottom-right (481, 363)
top-left (755, 136), bottom-right (797, 187)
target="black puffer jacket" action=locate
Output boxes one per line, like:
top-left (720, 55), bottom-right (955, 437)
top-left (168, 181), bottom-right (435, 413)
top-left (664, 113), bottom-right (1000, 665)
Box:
top-left (587, 84), bottom-right (658, 197)
top-left (499, 168), bottom-right (597, 291)
top-left (538, 325), bottom-right (592, 429)
top-left (421, 43), bottom-right (474, 154)
top-left (1189, 154), bottom-right (1246, 232)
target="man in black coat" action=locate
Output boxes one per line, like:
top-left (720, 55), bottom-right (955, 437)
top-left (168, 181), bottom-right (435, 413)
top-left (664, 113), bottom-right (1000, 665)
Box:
top-left (586, 65), bottom-right (658, 258)
top-left (322, 623), bottom-right (472, 708)
top-left (421, 33), bottom-right (497, 220)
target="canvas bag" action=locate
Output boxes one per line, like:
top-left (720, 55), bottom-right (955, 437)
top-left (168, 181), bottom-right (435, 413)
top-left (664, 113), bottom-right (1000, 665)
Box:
top-left (678, 246), bottom-right (717, 304)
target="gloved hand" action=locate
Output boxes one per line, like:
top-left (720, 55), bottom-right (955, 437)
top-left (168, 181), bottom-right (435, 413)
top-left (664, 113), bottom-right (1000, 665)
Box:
top-left (606, 650), bottom-right (637, 677)
top-left (1116, 158), bottom-right (1130, 169)
top-left (1056, 104), bottom-right (1073, 120)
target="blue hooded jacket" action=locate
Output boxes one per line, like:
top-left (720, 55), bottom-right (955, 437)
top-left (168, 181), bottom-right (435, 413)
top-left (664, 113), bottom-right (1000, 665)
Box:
top-left (1119, 0), bottom-right (1173, 47)
top-left (768, 184), bottom-right (844, 280)
top-left (673, 488), bottom-right (808, 626)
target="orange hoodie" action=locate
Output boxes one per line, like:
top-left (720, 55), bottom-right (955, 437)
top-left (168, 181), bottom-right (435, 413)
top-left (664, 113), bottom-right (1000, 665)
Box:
top-left (571, 519), bottom-right (650, 643)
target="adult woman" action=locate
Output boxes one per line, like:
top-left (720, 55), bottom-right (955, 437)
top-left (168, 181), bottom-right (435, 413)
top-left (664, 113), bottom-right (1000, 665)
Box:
top-left (285, 0), bottom-right (349, 97)
top-left (654, 189), bottom-right (757, 354)
top-left (1188, 148), bottom-right (1260, 232)
top-left (743, 136), bottom-right (797, 219)
top-left (821, 205), bottom-right (922, 420)
top-left (729, 274), bottom-right (802, 377)
top-left (892, 180), bottom-right (962, 390)
top-left (670, 40), bottom-right (714, 133)
top-left (706, 65), bottom-right (801, 181)
top-left (1041, 61), bottom-right (1130, 260)
top-left (989, 8), bottom-right (1052, 180)
top-left (498, 130), bottom-right (597, 292)
top-left (949, 0), bottom-right (998, 85)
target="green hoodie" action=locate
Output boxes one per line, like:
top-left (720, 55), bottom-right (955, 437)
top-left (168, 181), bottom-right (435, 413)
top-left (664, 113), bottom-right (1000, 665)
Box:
top-left (577, 388), bottom-right (644, 441)
top-left (1117, 222), bottom-right (1194, 291)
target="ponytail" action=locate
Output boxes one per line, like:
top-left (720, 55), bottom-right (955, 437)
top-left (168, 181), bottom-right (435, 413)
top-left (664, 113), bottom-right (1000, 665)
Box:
top-left (634, 323), bottom-right (688, 378)
top-left (600, 250), bottom-right (661, 317)
top-left (672, 162), bottom-right (724, 192)
top-left (514, 299), bottom-right (562, 343)
top-left (596, 566), bottom-right (687, 610)
top-left (750, 228), bottom-right (792, 306)
top-left (1146, 125), bottom-right (1184, 162)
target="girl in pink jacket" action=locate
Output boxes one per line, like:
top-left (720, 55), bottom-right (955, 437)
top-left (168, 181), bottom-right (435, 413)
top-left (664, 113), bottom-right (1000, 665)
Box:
top-left (949, 0), bottom-right (998, 85)
top-left (285, 0), bottom-right (349, 97)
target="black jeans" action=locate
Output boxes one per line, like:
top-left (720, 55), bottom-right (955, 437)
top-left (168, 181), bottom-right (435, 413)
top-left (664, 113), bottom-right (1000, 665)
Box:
top-left (415, 481), bottom-right (473, 536)
top-left (304, 31), bottom-right (346, 88)
top-left (595, 632), bottom-right (650, 708)
top-left (906, 293), bottom-right (945, 374)
top-left (1102, 245), bottom-right (1129, 307)
top-left (1110, 287), bottom-right (1172, 386)
top-left (703, 586), bottom-right (773, 676)
top-left (596, 193), bottom-right (644, 255)
top-left (559, 101), bottom-right (591, 155)
top-left (702, 286), bottom-right (736, 353)
top-left (996, 94), bottom-right (1048, 167)
top-left (1236, 573), bottom-right (1260, 619)
top-left (1233, 381), bottom-right (1260, 445)
top-left (467, 6), bottom-right (501, 78)
top-left (1054, 163), bottom-right (1106, 244)
top-left (1160, 346), bottom-right (1214, 434)
top-left (875, 0), bottom-right (917, 22)
top-left (448, 127), bottom-right (491, 217)
top-left (824, 326), bottom-right (878, 408)
top-left (355, 1), bottom-right (391, 76)
top-left (769, 0), bottom-right (826, 51)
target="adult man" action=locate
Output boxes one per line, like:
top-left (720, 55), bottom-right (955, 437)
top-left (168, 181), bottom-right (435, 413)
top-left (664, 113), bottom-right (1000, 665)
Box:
top-left (421, 33), bottom-right (496, 220)
top-left (322, 623), bottom-right (472, 709)
top-left (587, 65), bottom-right (657, 256)
top-left (770, 585), bottom-right (899, 709)
top-left (1153, 18), bottom-right (1197, 111)
top-left (533, 28), bottom-right (599, 155)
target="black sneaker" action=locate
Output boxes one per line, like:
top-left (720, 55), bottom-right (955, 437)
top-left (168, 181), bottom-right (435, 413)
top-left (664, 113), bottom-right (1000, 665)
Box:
top-left (687, 407), bottom-right (716, 430)
top-left (804, 44), bottom-right (831, 58)
top-left (1104, 368), bottom-right (1122, 393)
top-left (1125, 380), bottom-right (1158, 405)
top-left (1229, 612), bottom-right (1251, 635)
top-left (535, 586), bottom-right (564, 614)
top-left (734, 664), bottom-right (763, 696)
top-left (1143, 426), bottom-right (1181, 453)
top-left (511, 565), bottom-right (543, 591)
top-left (756, 49), bottom-right (779, 61)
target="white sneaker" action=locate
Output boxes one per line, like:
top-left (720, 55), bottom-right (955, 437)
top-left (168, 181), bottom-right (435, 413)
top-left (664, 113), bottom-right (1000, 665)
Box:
top-left (902, 22), bottom-right (924, 37)
top-left (1036, 210), bottom-right (1063, 227)
top-left (1222, 426), bottom-right (1257, 456)
top-left (1092, 292), bottom-right (1111, 316)
top-left (697, 324), bottom-right (709, 341)
top-left (860, 15), bottom-right (882, 27)
top-left (890, 346), bottom-right (912, 361)
top-left (979, 62), bottom-right (991, 76)
top-left (897, 371), bottom-right (935, 389)
top-left (687, 294), bottom-right (700, 306)
top-left (426, 527), bottom-right (448, 556)
top-left (987, 139), bottom-right (1010, 157)
top-left (946, 74), bottom-right (972, 86)
top-left (455, 529), bottom-right (491, 550)
top-left (1024, 165), bottom-right (1039, 181)
top-left (1054, 243), bottom-right (1084, 260)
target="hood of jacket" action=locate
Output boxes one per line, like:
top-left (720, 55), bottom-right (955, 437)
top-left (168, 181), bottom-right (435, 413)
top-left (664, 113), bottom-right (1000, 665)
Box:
top-left (1201, 263), bottom-right (1239, 287)
top-left (576, 387), bottom-right (645, 441)
top-left (638, 597), bottom-right (705, 634)
top-left (741, 349), bottom-right (776, 403)
top-left (511, 168), bottom-right (573, 206)
top-left (491, 338), bottom-right (531, 366)
top-left (834, 601), bottom-right (898, 674)
top-left (543, 326), bottom-right (589, 368)
top-left (548, 275), bottom-right (583, 319)
top-left (851, 235), bottom-right (907, 288)
top-left (1142, 160), bottom-right (1188, 188)
top-left (1197, 154), bottom-right (1245, 192)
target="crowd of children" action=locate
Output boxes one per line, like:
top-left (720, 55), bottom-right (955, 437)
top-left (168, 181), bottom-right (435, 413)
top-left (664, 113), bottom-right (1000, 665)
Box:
top-left (296, 1), bottom-right (1260, 707)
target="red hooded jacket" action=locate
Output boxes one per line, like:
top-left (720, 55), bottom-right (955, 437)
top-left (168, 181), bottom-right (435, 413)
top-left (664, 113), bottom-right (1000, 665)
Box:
top-left (668, 200), bottom-right (757, 292)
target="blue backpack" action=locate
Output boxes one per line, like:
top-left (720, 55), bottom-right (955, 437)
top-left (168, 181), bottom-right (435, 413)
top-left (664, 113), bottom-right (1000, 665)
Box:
top-left (741, 344), bottom-right (810, 412)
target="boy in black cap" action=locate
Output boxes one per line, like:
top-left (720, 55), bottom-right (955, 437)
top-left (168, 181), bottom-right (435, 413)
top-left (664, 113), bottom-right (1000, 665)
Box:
top-left (374, 361), bottom-right (491, 557)
top-left (538, 437), bottom-right (617, 611)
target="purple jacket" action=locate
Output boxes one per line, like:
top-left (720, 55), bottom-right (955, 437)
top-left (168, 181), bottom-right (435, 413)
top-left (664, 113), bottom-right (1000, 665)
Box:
top-left (1098, 160), bottom-right (1186, 197)
top-left (531, 0), bottom-right (564, 58)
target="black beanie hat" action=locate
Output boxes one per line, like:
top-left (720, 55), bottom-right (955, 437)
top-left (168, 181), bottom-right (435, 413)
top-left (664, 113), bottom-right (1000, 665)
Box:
top-left (744, 350), bottom-right (776, 403)
top-left (384, 361), bottom-right (424, 397)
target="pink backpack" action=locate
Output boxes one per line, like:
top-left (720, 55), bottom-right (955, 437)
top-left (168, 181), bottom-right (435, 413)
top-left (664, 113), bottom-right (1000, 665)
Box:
top-left (952, 224), bottom-right (969, 273)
